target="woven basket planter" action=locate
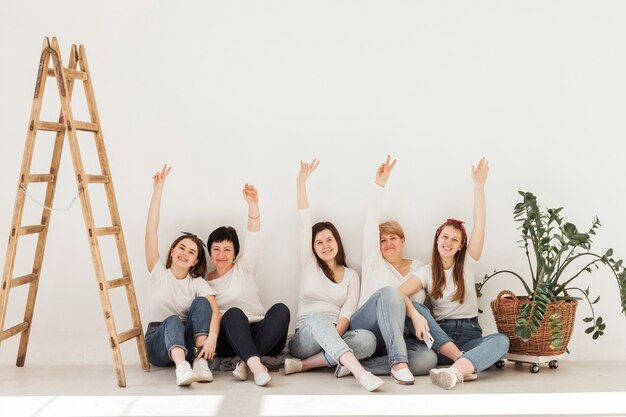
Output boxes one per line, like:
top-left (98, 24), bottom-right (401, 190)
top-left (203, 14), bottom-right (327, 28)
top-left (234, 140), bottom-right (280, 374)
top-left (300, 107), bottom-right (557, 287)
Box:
top-left (491, 290), bottom-right (578, 356)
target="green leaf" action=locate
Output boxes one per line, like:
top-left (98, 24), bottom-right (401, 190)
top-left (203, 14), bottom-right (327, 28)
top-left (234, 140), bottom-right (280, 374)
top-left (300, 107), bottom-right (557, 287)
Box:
top-left (582, 317), bottom-right (593, 323)
top-left (585, 326), bottom-right (595, 334)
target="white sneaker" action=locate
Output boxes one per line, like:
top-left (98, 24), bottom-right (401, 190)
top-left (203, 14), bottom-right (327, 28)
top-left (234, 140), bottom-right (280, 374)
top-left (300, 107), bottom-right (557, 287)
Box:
top-left (193, 358), bottom-right (213, 382)
top-left (390, 367), bottom-right (415, 385)
top-left (233, 361), bottom-right (249, 381)
top-left (175, 361), bottom-right (198, 386)
top-left (358, 372), bottom-right (384, 392)
top-left (254, 366), bottom-right (272, 387)
top-left (429, 367), bottom-right (464, 390)
top-left (284, 358), bottom-right (303, 375)
top-left (334, 364), bottom-right (351, 378)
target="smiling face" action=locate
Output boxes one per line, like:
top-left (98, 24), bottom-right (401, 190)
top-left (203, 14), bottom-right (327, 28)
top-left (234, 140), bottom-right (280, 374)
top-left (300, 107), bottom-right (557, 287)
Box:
top-left (313, 228), bottom-right (339, 264)
top-left (437, 225), bottom-right (464, 262)
top-left (169, 238), bottom-right (200, 271)
top-left (210, 240), bottom-right (236, 270)
top-left (380, 233), bottom-right (405, 262)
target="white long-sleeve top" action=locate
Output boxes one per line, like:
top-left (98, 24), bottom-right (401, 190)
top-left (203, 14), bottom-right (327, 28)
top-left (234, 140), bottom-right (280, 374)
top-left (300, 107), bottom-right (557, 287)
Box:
top-left (207, 230), bottom-right (266, 323)
top-left (358, 183), bottom-right (426, 308)
top-left (295, 209), bottom-right (360, 329)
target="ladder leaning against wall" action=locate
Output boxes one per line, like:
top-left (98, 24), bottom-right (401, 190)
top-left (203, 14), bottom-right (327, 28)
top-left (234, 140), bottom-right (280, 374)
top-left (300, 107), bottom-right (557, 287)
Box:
top-left (0, 36), bottom-right (150, 387)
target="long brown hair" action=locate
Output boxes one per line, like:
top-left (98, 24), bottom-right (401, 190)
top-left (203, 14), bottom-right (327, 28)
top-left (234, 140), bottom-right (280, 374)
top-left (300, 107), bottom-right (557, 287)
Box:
top-left (166, 234), bottom-right (207, 278)
top-left (429, 219), bottom-right (467, 303)
top-left (311, 221), bottom-right (347, 282)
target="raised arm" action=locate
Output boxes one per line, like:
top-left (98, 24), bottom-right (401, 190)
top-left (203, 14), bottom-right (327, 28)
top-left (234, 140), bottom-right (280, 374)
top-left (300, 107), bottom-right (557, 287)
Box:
top-left (363, 155), bottom-right (397, 265)
top-left (296, 159), bottom-right (320, 266)
top-left (145, 164), bottom-right (171, 272)
top-left (243, 183), bottom-right (260, 232)
top-left (297, 158), bottom-right (319, 210)
top-left (467, 157), bottom-right (489, 261)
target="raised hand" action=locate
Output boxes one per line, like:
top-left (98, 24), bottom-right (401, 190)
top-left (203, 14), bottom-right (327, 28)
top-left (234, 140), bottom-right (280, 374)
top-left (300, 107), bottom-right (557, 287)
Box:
top-left (375, 154), bottom-right (397, 187)
top-left (297, 158), bottom-right (320, 183)
top-left (471, 157), bottom-right (489, 187)
top-left (242, 183), bottom-right (259, 205)
top-left (152, 164), bottom-right (172, 192)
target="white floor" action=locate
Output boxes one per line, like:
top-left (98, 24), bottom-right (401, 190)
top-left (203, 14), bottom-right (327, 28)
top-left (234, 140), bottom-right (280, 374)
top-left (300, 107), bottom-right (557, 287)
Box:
top-left (1, 359), bottom-right (625, 417)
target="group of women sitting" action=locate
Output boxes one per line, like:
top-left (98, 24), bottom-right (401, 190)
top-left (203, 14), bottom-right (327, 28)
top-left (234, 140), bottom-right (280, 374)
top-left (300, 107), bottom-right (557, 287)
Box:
top-left (143, 156), bottom-right (509, 392)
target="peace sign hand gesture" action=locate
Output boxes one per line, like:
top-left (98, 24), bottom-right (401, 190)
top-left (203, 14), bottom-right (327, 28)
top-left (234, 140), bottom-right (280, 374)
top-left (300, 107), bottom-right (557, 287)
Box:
top-left (375, 155), bottom-right (397, 187)
top-left (152, 164), bottom-right (172, 193)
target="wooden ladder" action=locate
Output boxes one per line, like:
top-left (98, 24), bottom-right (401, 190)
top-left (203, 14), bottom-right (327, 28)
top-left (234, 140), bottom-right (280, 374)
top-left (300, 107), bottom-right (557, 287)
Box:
top-left (0, 37), bottom-right (149, 387)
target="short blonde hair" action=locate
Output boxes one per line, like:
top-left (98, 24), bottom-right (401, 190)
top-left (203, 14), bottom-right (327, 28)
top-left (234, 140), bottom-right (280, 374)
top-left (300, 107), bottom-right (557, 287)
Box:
top-left (379, 220), bottom-right (405, 240)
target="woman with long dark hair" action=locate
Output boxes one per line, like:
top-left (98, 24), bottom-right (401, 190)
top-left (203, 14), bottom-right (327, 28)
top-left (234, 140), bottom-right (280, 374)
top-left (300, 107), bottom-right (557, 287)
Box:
top-left (284, 159), bottom-right (383, 392)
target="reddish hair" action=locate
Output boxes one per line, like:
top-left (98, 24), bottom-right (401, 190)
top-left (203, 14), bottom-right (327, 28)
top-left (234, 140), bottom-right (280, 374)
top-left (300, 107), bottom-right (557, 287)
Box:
top-left (429, 219), bottom-right (467, 303)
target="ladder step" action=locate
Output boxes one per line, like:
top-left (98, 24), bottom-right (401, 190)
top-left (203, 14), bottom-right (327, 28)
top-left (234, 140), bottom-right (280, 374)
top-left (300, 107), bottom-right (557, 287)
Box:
top-left (36, 121), bottom-right (64, 132)
top-left (18, 225), bottom-right (45, 235)
top-left (94, 226), bottom-right (120, 236)
top-left (11, 273), bottom-right (38, 288)
top-left (83, 175), bottom-right (109, 184)
top-left (117, 328), bottom-right (141, 344)
top-left (0, 322), bottom-right (30, 342)
top-left (74, 121), bottom-right (99, 132)
top-left (28, 174), bottom-right (55, 183)
top-left (47, 67), bottom-right (88, 81)
top-left (105, 277), bottom-right (131, 290)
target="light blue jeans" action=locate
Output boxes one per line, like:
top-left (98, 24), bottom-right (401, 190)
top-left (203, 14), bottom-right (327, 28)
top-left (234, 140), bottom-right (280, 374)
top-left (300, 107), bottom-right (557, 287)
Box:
top-left (349, 286), bottom-right (410, 368)
top-left (145, 296), bottom-right (212, 365)
top-left (289, 314), bottom-right (377, 366)
top-left (358, 334), bottom-right (438, 376)
top-left (409, 302), bottom-right (509, 373)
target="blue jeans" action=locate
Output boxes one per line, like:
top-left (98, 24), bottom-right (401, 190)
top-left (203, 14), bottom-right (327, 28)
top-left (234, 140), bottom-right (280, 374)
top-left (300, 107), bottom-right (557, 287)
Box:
top-left (435, 317), bottom-right (510, 373)
top-left (349, 286), bottom-right (408, 367)
top-left (289, 314), bottom-right (377, 366)
top-left (145, 297), bottom-right (212, 366)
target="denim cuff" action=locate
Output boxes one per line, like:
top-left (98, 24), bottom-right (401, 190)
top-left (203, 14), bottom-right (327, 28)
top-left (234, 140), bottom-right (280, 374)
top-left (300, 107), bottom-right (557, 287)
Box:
top-left (167, 344), bottom-right (188, 360)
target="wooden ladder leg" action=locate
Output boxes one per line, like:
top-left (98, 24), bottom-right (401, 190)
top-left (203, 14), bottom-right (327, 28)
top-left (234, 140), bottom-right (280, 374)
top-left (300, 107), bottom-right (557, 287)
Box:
top-left (1, 38), bottom-right (60, 366)
top-left (16, 43), bottom-right (81, 366)
top-left (77, 44), bottom-right (150, 372)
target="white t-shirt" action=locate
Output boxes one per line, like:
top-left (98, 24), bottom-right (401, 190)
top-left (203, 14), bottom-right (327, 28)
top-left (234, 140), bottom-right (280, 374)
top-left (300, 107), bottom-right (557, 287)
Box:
top-left (358, 184), bottom-right (426, 308)
top-left (295, 209), bottom-right (361, 329)
top-left (147, 260), bottom-right (215, 323)
top-left (415, 256), bottom-right (479, 321)
top-left (208, 230), bottom-right (266, 323)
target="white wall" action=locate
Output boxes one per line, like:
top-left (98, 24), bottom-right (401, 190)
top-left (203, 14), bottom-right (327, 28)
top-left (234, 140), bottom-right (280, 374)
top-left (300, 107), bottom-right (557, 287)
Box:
top-left (1, 1), bottom-right (625, 365)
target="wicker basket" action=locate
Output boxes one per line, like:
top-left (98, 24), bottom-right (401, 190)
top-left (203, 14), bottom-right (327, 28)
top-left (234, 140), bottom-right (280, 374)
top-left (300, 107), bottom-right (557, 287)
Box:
top-left (491, 290), bottom-right (578, 356)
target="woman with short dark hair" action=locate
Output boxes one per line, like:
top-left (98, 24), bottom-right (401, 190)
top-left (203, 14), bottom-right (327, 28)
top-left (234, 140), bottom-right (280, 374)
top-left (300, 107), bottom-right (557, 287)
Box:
top-left (206, 183), bottom-right (290, 387)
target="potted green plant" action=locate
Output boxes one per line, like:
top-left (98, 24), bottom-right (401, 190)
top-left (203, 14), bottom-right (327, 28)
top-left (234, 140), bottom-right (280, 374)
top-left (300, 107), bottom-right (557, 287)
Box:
top-left (477, 191), bottom-right (626, 354)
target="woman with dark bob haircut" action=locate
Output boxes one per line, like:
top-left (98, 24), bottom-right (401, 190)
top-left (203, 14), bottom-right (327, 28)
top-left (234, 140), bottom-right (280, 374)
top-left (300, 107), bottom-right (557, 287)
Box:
top-left (283, 159), bottom-right (383, 392)
top-left (144, 165), bottom-right (220, 386)
top-left (206, 183), bottom-right (290, 387)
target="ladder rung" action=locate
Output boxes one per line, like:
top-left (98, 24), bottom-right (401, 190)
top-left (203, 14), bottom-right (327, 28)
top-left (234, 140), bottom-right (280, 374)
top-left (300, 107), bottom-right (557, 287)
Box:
top-left (117, 328), bottom-right (141, 344)
top-left (28, 174), bottom-right (55, 183)
top-left (94, 226), bottom-right (120, 236)
top-left (36, 121), bottom-right (64, 132)
top-left (18, 225), bottom-right (45, 235)
top-left (74, 121), bottom-right (99, 132)
top-left (105, 277), bottom-right (131, 289)
top-left (83, 175), bottom-right (109, 184)
top-left (11, 273), bottom-right (38, 288)
top-left (0, 322), bottom-right (30, 342)
top-left (47, 67), bottom-right (88, 81)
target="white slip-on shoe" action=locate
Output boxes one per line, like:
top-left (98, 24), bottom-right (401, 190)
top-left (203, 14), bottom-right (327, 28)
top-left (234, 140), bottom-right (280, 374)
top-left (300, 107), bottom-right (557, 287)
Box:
top-left (390, 367), bottom-right (415, 385)
top-left (233, 361), bottom-right (249, 381)
top-left (358, 372), bottom-right (384, 392)
top-left (192, 358), bottom-right (213, 382)
top-left (175, 361), bottom-right (198, 386)
top-left (284, 358), bottom-right (303, 375)
top-left (254, 366), bottom-right (272, 387)
top-left (429, 367), bottom-right (464, 390)
top-left (334, 364), bottom-right (352, 378)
